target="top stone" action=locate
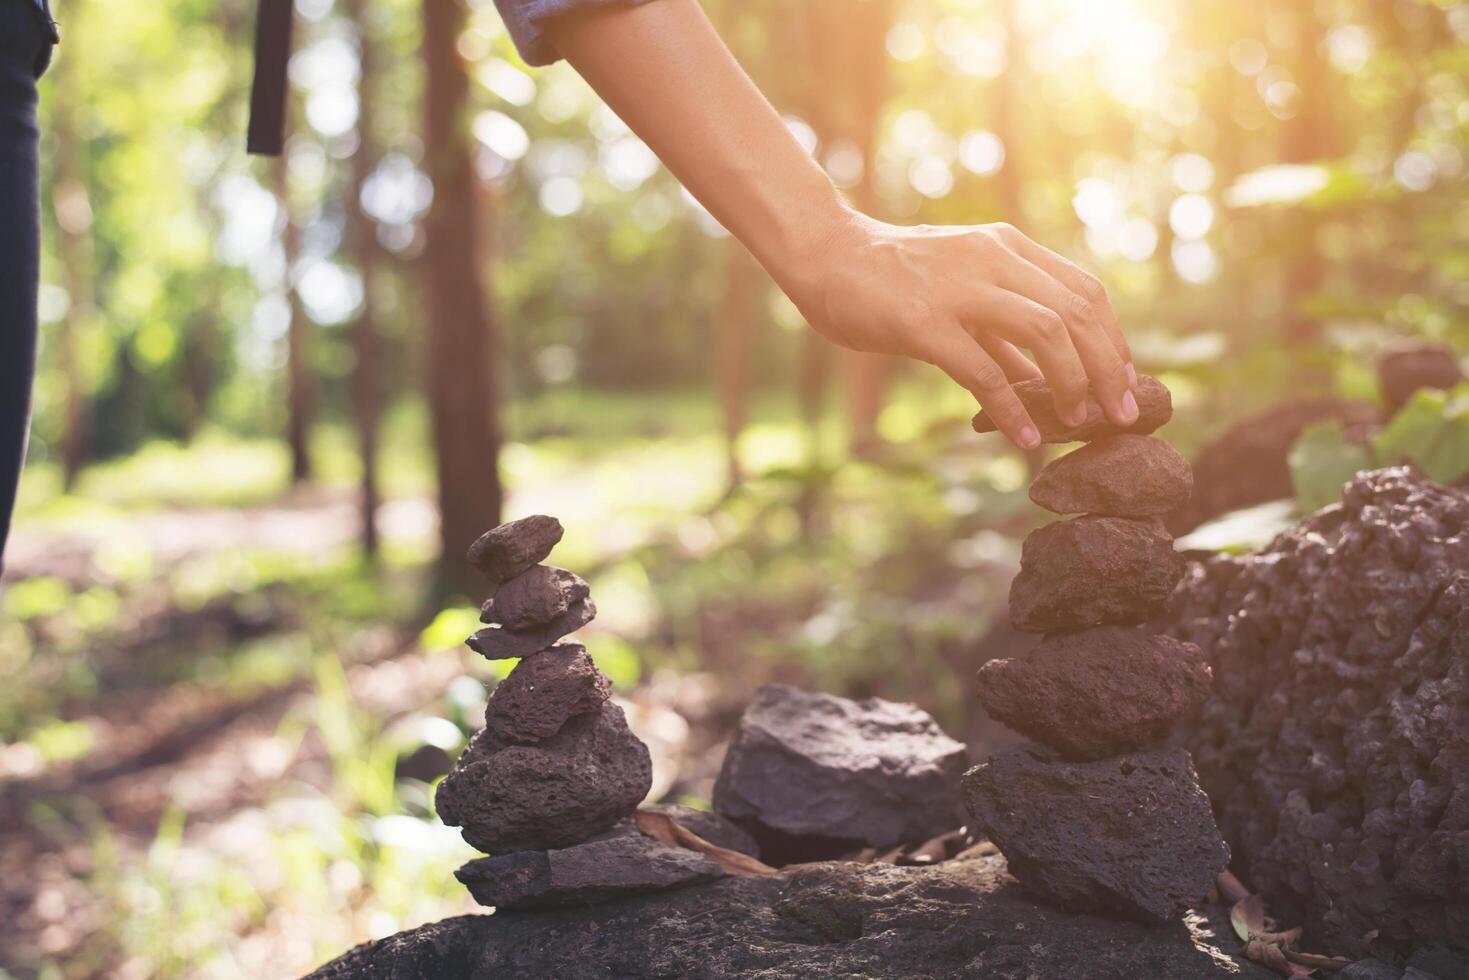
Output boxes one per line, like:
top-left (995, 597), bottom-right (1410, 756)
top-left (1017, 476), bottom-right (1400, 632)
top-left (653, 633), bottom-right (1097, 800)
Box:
top-left (467, 515), bottom-right (564, 588)
top-left (1030, 435), bottom-right (1193, 517)
top-left (971, 375), bottom-right (1172, 443)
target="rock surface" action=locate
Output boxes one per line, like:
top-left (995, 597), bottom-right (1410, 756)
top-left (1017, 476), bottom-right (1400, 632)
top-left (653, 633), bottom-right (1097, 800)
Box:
top-left (465, 598), bottom-right (596, 660)
top-left (480, 565), bottom-right (590, 630)
top-left (483, 643), bottom-right (610, 744)
top-left (1167, 467), bottom-right (1469, 957)
top-left (972, 374), bottom-right (1172, 443)
top-left (1030, 435), bottom-right (1193, 517)
top-left (1377, 340), bottom-right (1463, 414)
top-left (436, 701), bottom-right (652, 853)
top-left (962, 746), bottom-right (1228, 923)
top-left (712, 685), bottom-right (968, 855)
top-left (454, 825), bottom-right (723, 911)
top-left (1009, 516), bottom-right (1185, 632)
top-left (977, 627), bottom-right (1212, 759)
top-left (307, 853), bottom-right (1271, 980)
top-left (466, 515), bottom-right (564, 588)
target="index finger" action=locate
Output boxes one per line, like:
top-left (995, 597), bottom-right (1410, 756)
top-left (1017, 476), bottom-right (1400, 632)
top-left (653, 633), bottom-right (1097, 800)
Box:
top-left (921, 324), bottom-right (1040, 450)
top-left (1009, 236), bottom-right (1133, 375)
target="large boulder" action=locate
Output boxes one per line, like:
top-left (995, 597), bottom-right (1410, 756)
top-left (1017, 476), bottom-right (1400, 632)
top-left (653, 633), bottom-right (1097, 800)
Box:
top-left (435, 701), bottom-right (651, 853)
top-left (482, 643), bottom-right (610, 744)
top-left (976, 627), bottom-right (1212, 760)
top-left (712, 685), bottom-right (968, 857)
top-left (1030, 435), bottom-right (1193, 517)
top-left (972, 375), bottom-right (1172, 443)
top-left (466, 515), bottom-right (564, 588)
top-left (1167, 467), bottom-right (1469, 957)
top-left (307, 853), bottom-right (1273, 980)
top-left (1009, 516), bottom-right (1185, 632)
top-left (962, 745), bottom-right (1229, 923)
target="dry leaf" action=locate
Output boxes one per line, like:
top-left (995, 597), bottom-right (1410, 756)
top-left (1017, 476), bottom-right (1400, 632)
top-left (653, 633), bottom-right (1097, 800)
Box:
top-left (1284, 951), bottom-right (1351, 970)
top-left (1217, 869), bottom-right (1252, 904)
top-left (874, 845), bottom-right (906, 864)
top-left (839, 847), bottom-right (878, 864)
top-left (907, 829), bottom-right (965, 865)
top-left (634, 809), bottom-right (779, 877)
top-left (1233, 894), bottom-right (1267, 943)
top-left (953, 841), bottom-right (999, 861)
top-left (1255, 927), bottom-right (1303, 947)
top-left (1245, 938), bottom-right (1297, 976)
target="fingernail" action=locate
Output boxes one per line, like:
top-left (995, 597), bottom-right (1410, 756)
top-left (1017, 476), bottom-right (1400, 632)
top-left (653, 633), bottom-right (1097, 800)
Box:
top-left (1121, 390), bottom-right (1139, 423)
top-left (1019, 426), bottom-right (1040, 449)
top-left (1066, 403), bottom-right (1088, 427)
top-left (1125, 362), bottom-right (1138, 387)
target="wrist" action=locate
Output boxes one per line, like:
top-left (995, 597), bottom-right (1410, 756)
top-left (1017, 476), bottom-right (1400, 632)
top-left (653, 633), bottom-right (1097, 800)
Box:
top-left (754, 191), bottom-right (864, 303)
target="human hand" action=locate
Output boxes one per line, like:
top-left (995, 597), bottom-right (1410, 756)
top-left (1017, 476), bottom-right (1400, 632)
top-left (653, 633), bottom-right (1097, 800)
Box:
top-left (784, 211), bottom-right (1138, 450)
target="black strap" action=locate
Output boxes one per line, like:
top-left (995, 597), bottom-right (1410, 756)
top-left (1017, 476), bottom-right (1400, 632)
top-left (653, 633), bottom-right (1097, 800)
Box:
top-left (247, 0), bottom-right (294, 156)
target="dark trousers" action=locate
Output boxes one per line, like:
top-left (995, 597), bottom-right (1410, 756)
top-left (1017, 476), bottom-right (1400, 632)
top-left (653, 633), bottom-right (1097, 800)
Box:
top-left (0, 2), bottom-right (54, 573)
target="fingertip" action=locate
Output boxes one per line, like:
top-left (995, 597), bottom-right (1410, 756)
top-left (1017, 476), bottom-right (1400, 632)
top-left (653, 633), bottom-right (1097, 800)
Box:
top-left (1018, 425), bottom-right (1041, 450)
top-left (1119, 389), bottom-right (1139, 424)
top-left (1064, 402), bottom-right (1088, 428)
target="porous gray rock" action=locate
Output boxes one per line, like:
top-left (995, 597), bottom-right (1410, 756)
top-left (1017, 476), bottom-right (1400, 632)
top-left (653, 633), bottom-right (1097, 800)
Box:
top-left (480, 565), bottom-right (590, 630)
top-left (641, 803), bottom-right (760, 857)
top-left (466, 598), bottom-right (596, 660)
top-left (466, 515), bottom-right (564, 588)
top-left (1009, 516), bottom-right (1185, 632)
top-left (453, 826), bottom-right (724, 911)
top-left (1030, 435), bottom-right (1193, 517)
top-left (307, 853), bottom-right (1272, 979)
top-left (712, 685), bottom-right (968, 854)
top-left (483, 643), bottom-right (610, 744)
top-left (977, 627), bottom-right (1212, 760)
top-left (972, 374), bottom-right (1172, 443)
top-left (436, 701), bottom-right (652, 853)
top-left (1167, 467), bottom-right (1469, 956)
top-left (962, 745), bottom-right (1228, 923)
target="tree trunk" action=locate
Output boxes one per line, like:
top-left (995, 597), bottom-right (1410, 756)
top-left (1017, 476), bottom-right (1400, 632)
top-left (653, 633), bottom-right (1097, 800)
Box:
top-left (273, 155), bottom-right (314, 484)
top-left (345, 0), bottom-right (382, 559)
top-left (422, 0), bottom-right (503, 595)
top-left (50, 1), bottom-right (92, 490)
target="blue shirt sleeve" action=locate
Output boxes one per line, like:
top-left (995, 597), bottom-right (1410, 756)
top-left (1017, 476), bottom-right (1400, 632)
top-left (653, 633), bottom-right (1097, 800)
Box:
top-left (494, 0), bottom-right (663, 67)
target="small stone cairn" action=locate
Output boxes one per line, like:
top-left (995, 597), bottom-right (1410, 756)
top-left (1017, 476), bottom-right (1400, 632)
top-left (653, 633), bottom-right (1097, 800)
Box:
top-left (961, 376), bottom-right (1231, 922)
top-left (436, 515), bottom-right (758, 911)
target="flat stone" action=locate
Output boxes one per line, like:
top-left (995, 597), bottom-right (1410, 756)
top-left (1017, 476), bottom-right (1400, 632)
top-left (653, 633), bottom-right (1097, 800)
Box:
top-left (972, 374), bottom-right (1172, 443)
top-left (466, 599), bottom-right (596, 660)
top-left (977, 627), bottom-right (1212, 759)
top-left (436, 701), bottom-right (652, 853)
top-left (641, 804), bottom-right (760, 858)
top-left (308, 852), bottom-right (1273, 980)
top-left (962, 745), bottom-right (1229, 923)
top-left (1030, 435), bottom-right (1193, 517)
top-left (712, 685), bottom-right (968, 854)
top-left (484, 643), bottom-right (611, 744)
top-left (454, 826), bottom-right (724, 911)
top-left (1009, 516), bottom-right (1184, 632)
top-left (467, 515), bottom-right (564, 588)
top-left (480, 565), bottom-right (590, 630)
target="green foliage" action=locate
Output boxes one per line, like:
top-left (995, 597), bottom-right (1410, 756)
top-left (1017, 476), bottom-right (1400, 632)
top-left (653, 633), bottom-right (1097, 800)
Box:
top-left (1290, 420), bottom-right (1372, 513)
top-left (1373, 383), bottom-right (1469, 484)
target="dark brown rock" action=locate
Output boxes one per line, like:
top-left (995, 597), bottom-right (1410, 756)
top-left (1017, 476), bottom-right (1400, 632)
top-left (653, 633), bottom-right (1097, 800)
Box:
top-left (436, 701), bottom-right (652, 853)
top-left (454, 825), bottom-right (724, 911)
top-left (977, 628), bottom-right (1212, 759)
top-left (962, 745), bottom-right (1229, 922)
top-left (480, 565), bottom-right (590, 630)
top-left (466, 598), bottom-right (596, 660)
top-left (466, 515), bottom-right (564, 588)
top-left (1009, 516), bottom-right (1185, 632)
top-left (972, 374), bottom-right (1172, 443)
top-left (1166, 467), bottom-right (1469, 956)
top-left (712, 685), bottom-right (968, 854)
top-left (1030, 435), bottom-right (1193, 517)
top-left (484, 643), bottom-right (611, 744)
top-left (1377, 340), bottom-right (1462, 414)
top-left (308, 853), bottom-right (1272, 980)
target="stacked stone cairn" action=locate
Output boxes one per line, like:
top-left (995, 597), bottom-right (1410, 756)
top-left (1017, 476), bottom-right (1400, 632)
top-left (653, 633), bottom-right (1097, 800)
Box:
top-left (436, 515), bottom-right (759, 911)
top-left (961, 376), bottom-right (1232, 922)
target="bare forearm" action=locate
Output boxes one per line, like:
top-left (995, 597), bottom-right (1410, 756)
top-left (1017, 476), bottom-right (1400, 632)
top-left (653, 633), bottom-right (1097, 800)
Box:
top-left (543, 0), bottom-right (849, 290)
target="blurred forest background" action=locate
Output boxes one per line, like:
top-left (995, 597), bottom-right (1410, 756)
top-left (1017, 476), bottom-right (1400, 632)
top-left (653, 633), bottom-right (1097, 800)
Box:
top-left (2, 0), bottom-right (1466, 975)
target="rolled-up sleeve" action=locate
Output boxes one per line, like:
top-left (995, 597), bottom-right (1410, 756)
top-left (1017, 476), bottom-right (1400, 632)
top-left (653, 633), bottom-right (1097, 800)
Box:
top-left (495, 0), bottom-right (662, 67)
